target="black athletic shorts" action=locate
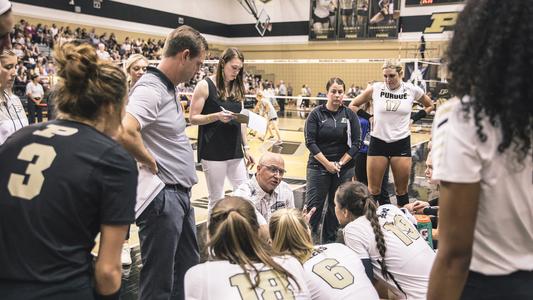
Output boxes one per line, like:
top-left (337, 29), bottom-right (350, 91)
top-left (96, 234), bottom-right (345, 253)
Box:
top-left (461, 270), bottom-right (533, 300)
top-left (341, 9), bottom-right (354, 16)
top-left (357, 9), bottom-right (368, 17)
top-left (313, 13), bottom-right (329, 24)
top-left (368, 135), bottom-right (411, 157)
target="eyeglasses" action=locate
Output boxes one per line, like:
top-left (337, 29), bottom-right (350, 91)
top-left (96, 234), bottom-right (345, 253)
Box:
top-left (261, 164), bottom-right (286, 176)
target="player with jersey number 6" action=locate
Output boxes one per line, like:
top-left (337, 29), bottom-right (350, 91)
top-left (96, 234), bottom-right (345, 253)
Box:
top-left (184, 196), bottom-right (312, 300)
top-left (269, 208), bottom-right (379, 300)
top-left (0, 41), bottom-right (137, 300)
top-left (336, 181), bottom-right (435, 299)
top-left (349, 60), bottom-right (433, 207)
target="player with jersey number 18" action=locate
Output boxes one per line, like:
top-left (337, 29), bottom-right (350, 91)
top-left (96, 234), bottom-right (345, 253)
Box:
top-left (184, 196), bottom-right (312, 300)
top-left (269, 208), bottom-right (379, 300)
top-left (0, 42), bottom-right (137, 300)
top-left (336, 181), bottom-right (435, 299)
top-left (349, 60), bottom-right (433, 208)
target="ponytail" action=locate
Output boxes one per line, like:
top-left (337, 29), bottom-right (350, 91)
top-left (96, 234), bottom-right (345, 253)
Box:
top-left (336, 182), bottom-right (389, 279)
top-left (364, 197), bottom-right (388, 279)
top-left (208, 197), bottom-right (300, 290)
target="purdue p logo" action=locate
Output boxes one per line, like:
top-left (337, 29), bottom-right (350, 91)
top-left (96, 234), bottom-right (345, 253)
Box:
top-left (424, 12), bottom-right (459, 33)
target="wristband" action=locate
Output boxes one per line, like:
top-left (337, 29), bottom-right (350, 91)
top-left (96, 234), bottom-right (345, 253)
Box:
top-left (423, 206), bottom-right (439, 216)
top-left (411, 110), bottom-right (427, 123)
top-left (95, 289), bottom-right (120, 300)
top-left (356, 109), bottom-right (373, 120)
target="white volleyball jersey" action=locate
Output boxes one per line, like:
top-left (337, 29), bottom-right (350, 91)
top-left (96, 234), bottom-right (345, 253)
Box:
top-left (344, 204), bottom-right (435, 299)
top-left (303, 243), bottom-right (379, 300)
top-left (432, 97), bottom-right (533, 275)
top-left (184, 256), bottom-right (312, 300)
top-left (371, 82), bottom-right (424, 143)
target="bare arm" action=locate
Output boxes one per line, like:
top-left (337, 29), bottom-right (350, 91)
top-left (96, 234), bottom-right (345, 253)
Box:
top-left (189, 80), bottom-right (233, 125)
top-left (419, 93), bottom-right (434, 114)
top-left (94, 224), bottom-right (129, 296)
top-left (118, 113), bottom-right (157, 174)
top-left (348, 85), bottom-right (373, 113)
top-left (427, 181), bottom-right (480, 300)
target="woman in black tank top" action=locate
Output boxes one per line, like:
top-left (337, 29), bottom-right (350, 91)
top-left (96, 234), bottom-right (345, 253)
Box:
top-left (189, 48), bottom-right (255, 213)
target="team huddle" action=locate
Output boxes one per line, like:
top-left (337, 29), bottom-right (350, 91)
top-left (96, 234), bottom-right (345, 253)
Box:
top-left (1, 0), bottom-right (532, 300)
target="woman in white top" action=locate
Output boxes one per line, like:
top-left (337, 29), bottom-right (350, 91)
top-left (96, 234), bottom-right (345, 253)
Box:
top-left (336, 181), bottom-right (435, 299)
top-left (428, 1), bottom-right (533, 299)
top-left (185, 196), bottom-right (311, 300)
top-left (0, 50), bottom-right (28, 144)
top-left (313, 0), bottom-right (333, 36)
top-left (255, 91), bottom-right (281, 144)
top-left (270, 208), bottom-right (379, 300)
top-left (349, 60), bottom-right (433, 207)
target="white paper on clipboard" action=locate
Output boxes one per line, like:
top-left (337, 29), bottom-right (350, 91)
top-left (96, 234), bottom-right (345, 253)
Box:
top-left (246, 110), bottom-right (268, 135)
top-left (135, 165), bottom-right (164, 219)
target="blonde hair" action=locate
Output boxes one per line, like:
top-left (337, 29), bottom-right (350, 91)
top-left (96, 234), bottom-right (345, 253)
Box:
top-left (125, 54), bottom-right (148, 73)
top-left (269, 209), bottom-right (315, 264)
top-left (208, 197), bottom-right (300, 290)
top-left (382, 59), bottom-right (403, 74)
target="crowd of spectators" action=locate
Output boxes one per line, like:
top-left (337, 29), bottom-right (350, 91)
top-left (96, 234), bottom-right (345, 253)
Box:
top-left (9, 19), bottom-right (354, 118)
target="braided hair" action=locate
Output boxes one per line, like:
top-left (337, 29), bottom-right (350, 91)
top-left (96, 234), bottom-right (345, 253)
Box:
top-left (336, 181), bottom-right (389, 278)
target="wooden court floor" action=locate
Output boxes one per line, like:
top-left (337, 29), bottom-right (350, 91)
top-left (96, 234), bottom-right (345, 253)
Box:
top-left (106, 113), bottom-right (431, 253)
top-left (91, 111), bottom-right (432, 299)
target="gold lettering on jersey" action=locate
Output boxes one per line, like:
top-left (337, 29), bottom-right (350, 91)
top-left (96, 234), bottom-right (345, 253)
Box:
top-left (230, 270), bottom-right (295, 300)
top-left (424, 12), bottom-right (459, 33)
top-left (383, 214), bottom-right (421, 246)
top-left (385, 100), bottom-right (401, 112)
top-left (33, 124), bottom-right (78, 138)
top-left (312, 258), bottom-right (354, 289)
top-left (8, 143), bottom-right (57, 200)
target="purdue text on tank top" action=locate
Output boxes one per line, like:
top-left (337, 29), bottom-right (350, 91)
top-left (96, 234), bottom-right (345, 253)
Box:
top-left (198, 77), bottom-right (243, 161)
top-left (371, 82), bottom-right (424, 143)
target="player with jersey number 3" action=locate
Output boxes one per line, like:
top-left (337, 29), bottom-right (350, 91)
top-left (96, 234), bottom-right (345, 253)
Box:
top-left (0, 42), bottom-right (137, 300)
top-left (349, 60), bottom-right (432, 207)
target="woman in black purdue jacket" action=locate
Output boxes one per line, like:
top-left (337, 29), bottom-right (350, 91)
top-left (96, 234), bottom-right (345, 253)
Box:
top-left (304, 77), bottom-right (361, 243)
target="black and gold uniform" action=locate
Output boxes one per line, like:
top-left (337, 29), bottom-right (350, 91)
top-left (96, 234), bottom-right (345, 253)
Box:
top-left (0, 119), bottom-right (137, 299)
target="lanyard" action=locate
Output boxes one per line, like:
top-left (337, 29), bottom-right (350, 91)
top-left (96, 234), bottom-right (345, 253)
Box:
top-left (1, 91), bottom-right (24, 129)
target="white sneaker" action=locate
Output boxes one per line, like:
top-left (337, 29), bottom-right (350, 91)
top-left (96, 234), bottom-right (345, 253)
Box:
top-left (121, 247), bottom-right (132, 265)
